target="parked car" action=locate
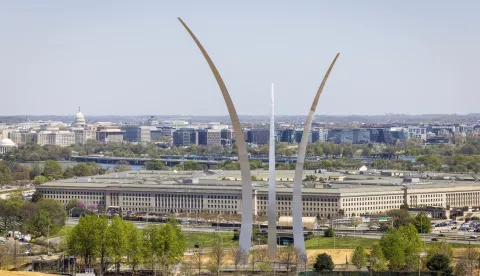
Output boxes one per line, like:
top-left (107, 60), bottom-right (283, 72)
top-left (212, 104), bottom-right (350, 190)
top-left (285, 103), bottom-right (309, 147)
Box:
top-left (470, 235), bottom-right (477, 239)
top-left (451, 227), bottom-right (457, 230)
top-left (431, 238), bottom-right (438, 241)
top-left (438, 234), bottom-right (446, 237)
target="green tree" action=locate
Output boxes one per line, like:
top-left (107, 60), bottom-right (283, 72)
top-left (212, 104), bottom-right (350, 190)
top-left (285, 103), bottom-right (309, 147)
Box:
top-left (427, 240), bottom-right (454, 260)
top-left (31, 191), bottom-right (43, 203)
top-left (379, 227), bottom-right (406, 270)
top-left (313, 253), bottom-right (334, 272)
top-left (380, 224), bottom-right (423, 271)
top-left (351, 245), bottom-right (367, 269)
top-left (144, 160), bottom-right (167, 170)
top-left (107, 216), bottom-right (127, 274)
top-left (368, 243), bottom-right (388, 272)
top-left (33, 175), bottom-right (48, 185)
top-left (304, 175), bottom-right (318, 182)
top-left (63, 166), bottom-right (75, 178)
top-left (0, 162), bottom-right (13, 184)
top-left (25, 209), bottom-right (52, 236)
top-left (386, 209), bottom-right (413, 228)
top-left (413, 211), bottom-right (432, 234)
top-left (43, 160), bottom-right (63, 180)
top-left (67, 215), bottom-right (108, 267)
top-left (125, 222), bottom-right (143, 274)
top-left (426, 254), bottom-right (453, 275)
top-left (324, 227), bottom-right (334, 237)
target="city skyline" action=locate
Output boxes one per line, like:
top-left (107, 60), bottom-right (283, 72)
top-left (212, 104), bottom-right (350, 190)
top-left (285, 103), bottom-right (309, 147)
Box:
top-left (1, 1), bottom-right (479, 116)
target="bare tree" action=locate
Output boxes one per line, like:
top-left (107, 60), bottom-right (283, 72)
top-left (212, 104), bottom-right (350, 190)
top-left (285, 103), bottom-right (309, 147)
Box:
top-left (208, 235), bottom-right (226, 276)
top-left (180, 259), bottom-right (196, 276)
top-left (193, 248), bottom-right (205, 275)
top-left (230, 246), bottom-right (247, 275)
top-left (296, 249), bottom-right (309, 276)
top-left (277, 245), bottom-right (297, 275)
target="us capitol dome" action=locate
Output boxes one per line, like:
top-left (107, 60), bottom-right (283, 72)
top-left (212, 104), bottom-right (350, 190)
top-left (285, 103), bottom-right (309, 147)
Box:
top-left (74, 107), bottom-right (86, 127)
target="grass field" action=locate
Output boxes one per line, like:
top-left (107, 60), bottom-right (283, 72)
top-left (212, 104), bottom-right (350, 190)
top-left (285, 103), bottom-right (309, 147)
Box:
top-left (305, 236), bottom-right (376, 249)
top-left (184, 232), bottom-right (238, 248)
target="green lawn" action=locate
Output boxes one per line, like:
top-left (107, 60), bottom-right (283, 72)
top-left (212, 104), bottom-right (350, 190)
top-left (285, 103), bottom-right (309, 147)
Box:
top-left (305, 236), bottom-right (377, 249)
top-left (49, 225), bottom-right (74, 238)
top-left (184, 232), bottom-right (238, 248)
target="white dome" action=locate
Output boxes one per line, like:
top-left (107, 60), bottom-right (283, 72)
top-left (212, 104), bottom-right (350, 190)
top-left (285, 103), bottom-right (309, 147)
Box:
top-left (0, 138), bottom-right (16, 147)
top-left (74, 110), bottom-right (86, 126)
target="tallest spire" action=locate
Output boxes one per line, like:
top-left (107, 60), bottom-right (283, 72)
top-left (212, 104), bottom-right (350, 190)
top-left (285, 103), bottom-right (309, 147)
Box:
top-left (268, 83), bottom-right (277, 257)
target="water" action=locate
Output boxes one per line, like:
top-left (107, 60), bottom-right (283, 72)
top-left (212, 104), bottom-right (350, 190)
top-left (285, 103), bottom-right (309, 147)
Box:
top-left (21, 161), bottom-right (145, 171)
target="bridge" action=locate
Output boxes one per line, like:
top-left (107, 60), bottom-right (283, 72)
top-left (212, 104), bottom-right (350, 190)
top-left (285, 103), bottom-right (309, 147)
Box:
top-left (71, 154), bottom-right (415, 167)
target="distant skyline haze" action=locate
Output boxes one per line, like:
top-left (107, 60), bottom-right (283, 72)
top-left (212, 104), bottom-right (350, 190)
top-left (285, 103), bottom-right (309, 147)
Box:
top-left (1, 1), bottom-right (479, 116)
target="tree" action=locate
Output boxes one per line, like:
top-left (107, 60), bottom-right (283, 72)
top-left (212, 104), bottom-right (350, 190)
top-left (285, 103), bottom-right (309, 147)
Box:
top-left (25, 209), bottom-right (52, 237)
top-left (427, 240), bottom-right (454, 260)
top-left (386, 209), bottom-right (413, 228)
top-left (67, 215), bottom-right (108, 267)
top-left (324, 227), bottom-right (334, 237)
top-left (379, 224), bottom-right (423, 271)
top-left (33, 175), bottom-right (48, 185)
top-left (193, 248), bottom-right (205, 275)
top-left (106, 216), bottom-right (127, 274)
top-left (144, 160), bottom-right (167, 170)
top-left (304, 175), bottom-right (318, 182)
top-left (208, 234), bottom-right (226, 276)
top-left (368, 243), bottom-right (388, 272)
top-left (351, 245), bottom-right (367, 270)
top-left (63, 166), bottom-right (75, 178)
top-left (125, 222), bottom-right (142, 274)
top-left (277, 246), bottom-right (297, 275)
top-left (230, 246), bottom-right (246, 275)
top-left (115, 161), bottom-right (131, 172)
top-left (0, 162), bottom-right (13, 184)
top-left (313, 253), bottom-right (334, 272)
top-left (426, 254), bottom-right (453, 275)
top-left (31, 191), bottom-right (43, 203)
top-left (43, 160), bottom-right (63, 180)
top-left (413, 211), bottom-right (432, 234)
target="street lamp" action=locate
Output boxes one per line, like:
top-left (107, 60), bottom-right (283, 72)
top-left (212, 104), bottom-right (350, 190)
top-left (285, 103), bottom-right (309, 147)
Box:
top-left (47, 224), bottom-right (51, 256)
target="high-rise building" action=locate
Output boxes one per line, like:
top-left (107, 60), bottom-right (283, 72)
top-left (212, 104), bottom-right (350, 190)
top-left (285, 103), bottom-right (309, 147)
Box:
top-left (246, 129), bottom-right (269, 145)
top-left (327, 129), bottom-right (353, 143)
top-left (121, 125), bottom-right (141, 142)
top-left (311, 129), bottom-right (327, 143)
top-left (173, 129), bottom-right (198, 146)
top-left (197, 129), bottom-right (221, 146)
top-left (352, 129), bottom-right (371, 144)
top-left (295, 130), bottom-right (312, 144)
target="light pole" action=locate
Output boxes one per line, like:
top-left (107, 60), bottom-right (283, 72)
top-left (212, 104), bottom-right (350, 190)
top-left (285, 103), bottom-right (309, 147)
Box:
top-left (47, 224), bottom-right (51, 255)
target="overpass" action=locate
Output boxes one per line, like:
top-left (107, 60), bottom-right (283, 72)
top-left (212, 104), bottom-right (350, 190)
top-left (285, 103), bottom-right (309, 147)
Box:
top-left (71, 154), bottom-right (415, 167)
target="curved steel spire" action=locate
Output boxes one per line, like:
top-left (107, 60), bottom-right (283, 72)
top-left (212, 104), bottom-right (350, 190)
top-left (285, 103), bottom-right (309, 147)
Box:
top-left (292, 53), bottom-right (340, 255)
top-left (178, 18), bottom-right (253, 255)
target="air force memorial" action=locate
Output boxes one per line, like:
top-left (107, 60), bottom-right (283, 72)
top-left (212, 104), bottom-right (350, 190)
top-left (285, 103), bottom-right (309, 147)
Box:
top-left (179, 18), bottom-right (339, 257)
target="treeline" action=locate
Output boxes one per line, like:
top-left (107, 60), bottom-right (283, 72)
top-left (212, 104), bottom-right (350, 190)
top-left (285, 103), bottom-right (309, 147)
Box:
top-left (4, 137), bottom-right (480, 161)
top-left (66, 215), bottom-right (185, 275)
top-left (0, 160), bottom-right (131, 186)
top-left (0, 193), bottom-right (66, 237)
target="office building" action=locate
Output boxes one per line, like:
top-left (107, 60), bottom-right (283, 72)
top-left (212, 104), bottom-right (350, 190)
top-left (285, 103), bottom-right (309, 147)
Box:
top-left (197, 129), bottom-right (221, 146)
top-left (246, 129), bottom-right (269, 145)
top-left (173, 129), bottom-right (198, 146)
top-left (37, 131), bottom-right (75, 147)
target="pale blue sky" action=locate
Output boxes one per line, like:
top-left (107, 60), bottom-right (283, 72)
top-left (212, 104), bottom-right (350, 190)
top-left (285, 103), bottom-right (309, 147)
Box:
top-left (1, 1), bottom-right (479, 116)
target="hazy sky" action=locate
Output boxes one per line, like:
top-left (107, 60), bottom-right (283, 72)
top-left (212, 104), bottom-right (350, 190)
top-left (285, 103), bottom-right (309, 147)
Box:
top-left (1, 1), bottom-right (479, 116)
